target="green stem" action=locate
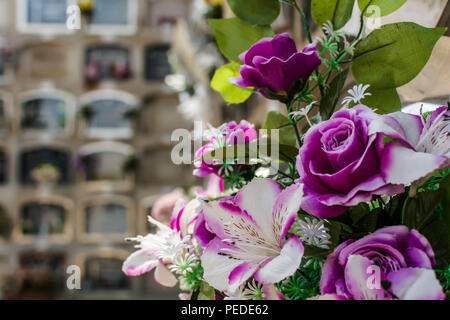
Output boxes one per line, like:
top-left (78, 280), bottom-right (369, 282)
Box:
top-left (292, 1), bottom-right (312, 43)
top-left (287, 100), bottom-right (303, 147)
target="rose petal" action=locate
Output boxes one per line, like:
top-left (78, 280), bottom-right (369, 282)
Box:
top-left (344, 255), bottom-right (387, 300)
top-left (381, 141), bottom-right (448, 185)
top-left (387, 268), bottom-right (445, 300)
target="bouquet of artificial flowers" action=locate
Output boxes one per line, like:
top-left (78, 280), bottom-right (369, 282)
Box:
top-left (123, 0), bottom-right (449, 300)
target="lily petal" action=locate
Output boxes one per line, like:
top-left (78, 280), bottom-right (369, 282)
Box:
top-left (201, 238), bottom-right (246, 292)
top-left (234, 178), bottom-right (281, 242)
top-left (154, 262), bottom-right (178, 287)
top-left (122, 248), bottom-right (159, 277)
top-left (254, 236), bottom-right (304, 284)
top-left (273, 184), bottom-right (304, 246)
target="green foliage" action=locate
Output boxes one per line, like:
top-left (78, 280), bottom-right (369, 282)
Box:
top-left (197, 281), bottom-right (216, 300)
top-left (319, 68), bottom-right (350, 120)
top-left (200, 138), bottom-right (299, 165)
top-left (227, 0), bottom-right (280, 26)
top-left (311, 0), bottom-right (355, 30)
top-left (277, 257), bottom-right (323, 300)
top-left (360, 87), bottom-right (401, 114)
top-left (211, 63), bottom-right (252, 104)
top-left (358, 0), bottom-right (408, 17)
top-left (183, 263), bottom-right (204, 293)
top-left (436, 266), bottom-right (450, 292)
top-left (262, 111), bottom-right (297, 147)
top-left (353, 22), bottom-right (445, 85)
top-left (208, 18), bottom-right (274, 63)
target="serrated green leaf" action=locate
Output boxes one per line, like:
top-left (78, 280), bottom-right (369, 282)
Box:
top-left (358, 0), bottom-right (408, 17)
top-left (227, 0), bottom-right (280, 26)
top-left (311, 0), bottom-right (355, 30)
top-left (211, 63), bottom-right (252, 104)
top-left (262, 111), bottom-right (296, 147)
top-left (352, 23), bottom-right (446, 90)
top-left (320, 69), bottom-right (350, 120)
top-left (360, 87), bottom-right (401, 113)
top-left (208, 18), bottom-right (274, 63)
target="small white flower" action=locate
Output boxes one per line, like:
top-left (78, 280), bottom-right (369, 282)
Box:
top-left (289, 101), bottom-right (316, 119)
top-left (322, 20), bottom-right (345, 40)
top-left (294, 217), bottom-right (331, 249)
top-left (342, 84), bottom-right (372, 107)
top-left (168, 252), bottom-right (199, 276)
top-left (322, 21), bottom-right (334, 36)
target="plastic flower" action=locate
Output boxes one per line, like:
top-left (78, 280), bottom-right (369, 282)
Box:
top-left (200, 178), bottom-right (305, 293)
top-left (151, 191), bottom-right (187, 223)
top-left (320, 226), bottom-right (445, 300)
top-left (342, 84), bottom-right (371, 107)
top-left (293, 217), bottom-right (331, 249)
top-left (230, 33), bottom-right (321, 96)
top-left (194, 120), bottom-right (258, 178)
top-left (122, 216), bottom-right (191, 287)
top-left (296, 105), bottom-right (404, 218)
top-left (368, 105), bottom-right (449, 189)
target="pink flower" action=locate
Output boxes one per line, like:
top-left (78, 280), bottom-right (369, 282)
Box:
top-left (194, 120), bottom-right (258, 178)
top-left (200, 178), bottom-right (304, 293)
top-left (151, 191), bottom-right (187, 223)
top-left (320, 226), bottom-right (445, 300)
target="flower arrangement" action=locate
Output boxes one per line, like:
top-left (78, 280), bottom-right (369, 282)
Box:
top-left (123, 1), bottom-right (449, 300)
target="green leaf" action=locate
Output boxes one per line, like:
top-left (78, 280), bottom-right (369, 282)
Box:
top-left (208, 18), bottom-right (274, 63)
top-left (403, 190), bottom-right (442, 231)
top-left (358, 0), bottom-right (408, 17)
top-left (440, 174), bottom-right (450, 231)
top-left (227, 0), bottom-right (280, 26)
top-left (211, 63), bottom-right (252, 104)
top-left (421, 216), bottom-right (450, 269)
top-left (197, 282), bottom-right (216, 300)
top-left (360, 87), bottom-right (401, 113)
top-left (320, 68), bottom-right (350, 120)
top-left (352, 23), bottom-right (446, 90)
top-left (311, 0), bottom-right (355, 30)
top-left (262, 111), bottom-right (296, 147)
top-left (200, 138), bottom-right (298, 164)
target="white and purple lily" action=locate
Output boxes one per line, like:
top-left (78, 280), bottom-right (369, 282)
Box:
top-left (122, 216), bottom-right (192, 287)
top-left (200, 178), bottom-right (305, 293)
top-left (369, 106), bottom-right (449, 189)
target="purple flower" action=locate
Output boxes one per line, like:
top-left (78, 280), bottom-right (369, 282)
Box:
top-left (230, 33), bottom-right (321, 96)
top-left (320, 226), bottom-right (445, 300)
top-left (194, 120), bottom-right (258, 178)
top-left (200, 179), bottom-right (304, 294)
top-left (296, 105), bottom-right (404, 218)
top-left (368, 105), bottom-right (449, 191)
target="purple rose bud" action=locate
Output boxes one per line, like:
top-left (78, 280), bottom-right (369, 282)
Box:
top-left (230, 33), bottom-right (321, 96)
top-left (320, 226), bottom-right (445, 300)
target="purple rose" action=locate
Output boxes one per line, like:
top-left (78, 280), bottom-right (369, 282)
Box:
top-left (230, 33), bottom-right (321, 95)
top-left (320, 226), bottom-right (445, 300)
top-left (194, 120), bottom-right (258, 178)
top-left (296, 105), bottom-right (404, 218)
